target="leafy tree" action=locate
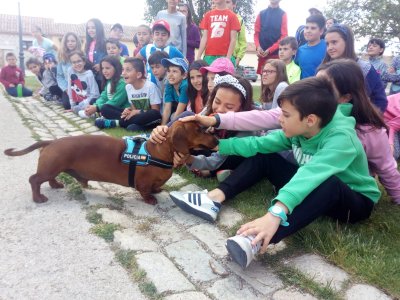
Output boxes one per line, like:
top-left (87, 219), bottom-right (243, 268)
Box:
top-left (144, 0), bottom-right (255, 30)
top-left (325, 0), bottom-right (400, 42)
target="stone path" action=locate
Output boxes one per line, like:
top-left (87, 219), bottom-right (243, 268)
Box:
top-left (3, 94), bottom-right (393, 300)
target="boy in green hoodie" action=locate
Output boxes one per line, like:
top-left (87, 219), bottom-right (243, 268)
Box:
top-left (170, 77), bottom-right (381, 269)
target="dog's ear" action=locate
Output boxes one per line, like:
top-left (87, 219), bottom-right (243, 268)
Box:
top-left (171, 123), bottom-right (189, 154)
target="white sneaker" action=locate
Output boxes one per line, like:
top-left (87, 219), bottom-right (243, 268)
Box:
top-left (226, 235), bottom-right (261, 269)
top-left (169, 190), bottom-right (220, 222)
top-left (78, 110), bottom-right (89, 118)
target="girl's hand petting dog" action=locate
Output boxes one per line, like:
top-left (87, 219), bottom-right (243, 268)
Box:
top-left (173, 152), bottom-right (193, 168)
top-left (179, 114), bottom-right (217, 128)
top-left (149, 125), bottom-right (169, 144)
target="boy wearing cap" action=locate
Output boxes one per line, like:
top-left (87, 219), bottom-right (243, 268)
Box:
top-left (136, 20), bottom-right (184, 86)
top-left (197, 0), bottom-right (241, 65)
top-left (110, 23), bottom-right (129, 58)
top-left (160, 57), bottom-right (189, 125)
top-left (42, 53), bottom-right (63, 101)
top-left (156, 0), bottom-right (187, 56)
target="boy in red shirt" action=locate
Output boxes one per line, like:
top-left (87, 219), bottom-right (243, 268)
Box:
top-left (196, 0), bottom-right (241, 65)
top-left (0, 53), bottom-right (33, 97)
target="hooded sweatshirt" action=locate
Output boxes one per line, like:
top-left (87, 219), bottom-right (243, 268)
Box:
top-left (218, 109), bottom-right (381, 213)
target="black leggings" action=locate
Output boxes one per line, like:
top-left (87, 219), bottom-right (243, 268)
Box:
top-left (61, 91), bottom-right (71, 109)
top-left (100, 104), bottom-right (161, 129)
top-left (218, 153), bottom-right (374, 244)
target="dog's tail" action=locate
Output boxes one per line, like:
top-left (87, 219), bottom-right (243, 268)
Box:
top-left (4, 140), bottom-right (53, 156)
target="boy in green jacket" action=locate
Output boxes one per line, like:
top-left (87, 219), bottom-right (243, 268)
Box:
top-left (170, 77), bottom-right (381, 269)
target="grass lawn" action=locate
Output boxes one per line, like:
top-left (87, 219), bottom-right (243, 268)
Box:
top-left (24, 77), bottom-right (400, 298)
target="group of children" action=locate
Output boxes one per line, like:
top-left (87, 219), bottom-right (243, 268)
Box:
top-left (1, 1), bottom-right (400, 271)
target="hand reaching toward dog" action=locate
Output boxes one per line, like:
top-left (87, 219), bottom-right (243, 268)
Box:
top-left (179, 114), bottom-right (217, 128)
top-left (173, 152), bottom-right (193, 167)
top-left (149, 125), bottom-right (169, 144)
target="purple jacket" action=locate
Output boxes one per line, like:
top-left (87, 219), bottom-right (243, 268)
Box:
top-left (217, 105), bottom-right (400, 204)
top-left (186, 23), bottom-right (200, 65)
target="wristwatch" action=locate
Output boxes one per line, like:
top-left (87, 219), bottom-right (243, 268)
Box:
top-left (268, 205), bottom-right (289, 227)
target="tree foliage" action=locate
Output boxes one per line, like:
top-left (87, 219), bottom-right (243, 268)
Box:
top-left (144, 0), bottom-right (255, 30)
top-left (325, 0), bottom-right (400, 42)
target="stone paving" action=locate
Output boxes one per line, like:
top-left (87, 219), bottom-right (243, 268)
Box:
top-left (5, 94), bottom-right (394, 300)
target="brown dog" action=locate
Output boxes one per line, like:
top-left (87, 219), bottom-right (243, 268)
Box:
top-left (4, 121), bottom-right (218, 205)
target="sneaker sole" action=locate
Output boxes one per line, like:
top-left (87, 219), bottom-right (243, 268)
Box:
top-left (170, 194), bottom-right (216, 222)
top-left (226, 239), bottom-right (249, 269)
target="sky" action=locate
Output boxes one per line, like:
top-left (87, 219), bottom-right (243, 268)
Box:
top-left (3, 0), bottom-right (328, 36)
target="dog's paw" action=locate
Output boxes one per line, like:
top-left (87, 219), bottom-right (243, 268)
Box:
top-left (33, 194), bottom-right (48, 203)
top-left (144, 196), bottom-right (157, 206)
top-left (49, 179), bottom-right (64, 189)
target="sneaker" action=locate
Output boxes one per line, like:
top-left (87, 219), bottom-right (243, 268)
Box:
top-left (169, 190), bottom-right (221, 222)
top-left (78, 110), bottom-right (89, 118)
top-left (216, 169), bottom-right (232, 182)
top-left (95, 117), bottom-right (117, 129)
top-left (226, 235), bottom-right (262, 269)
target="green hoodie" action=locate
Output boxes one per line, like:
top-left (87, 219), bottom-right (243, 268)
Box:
top-left (95, 78), bottom-right (130, 110)
top-left (218, 109), bottom-right (381, 213)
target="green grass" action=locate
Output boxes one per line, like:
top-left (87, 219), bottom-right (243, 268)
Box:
top-left (22, 76), bottom-right (399, 297)
top-left (175, 162), bottom-right (400, 298)
top-left (90, 223), bottom-right (121, 242)
top-left (25, 75), bottom-right (42, 91)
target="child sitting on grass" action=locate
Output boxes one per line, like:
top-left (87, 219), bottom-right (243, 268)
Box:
top-left (0, 52), bottom-right (32, 97)
top-left (84, 56), bottom-right (129, 120)
top-left (26, 54), bottom-right (63, 102)
top-left (67, 50), bottom-right (100, 118)
top-left (170, 77), bottom-right (381, 269)
top-left (95, 57), bottom-right (161, 131)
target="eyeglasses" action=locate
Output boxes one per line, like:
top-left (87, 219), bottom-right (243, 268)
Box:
top-left (262, 69), bottom-right (277, 75)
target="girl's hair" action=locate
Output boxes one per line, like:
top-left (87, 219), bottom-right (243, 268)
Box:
top-left (25, 57), bottom-right (42, 67)
top-left (25, 57), bottom-right (45, 80)
top-left (317, 59), bottom-right (387, 130)
top-left (68, 50), bottom-right (92, 71)
top-left (261, 59), bottom-right (288, 103)
top-left (58, 32), bottom-right (82, 63)
top-left (179, 3), bottom-right (194, 25)
top-left (322, 24), bottom-right (357, 63)
top-left (85, 18), bottom-right (106, 55)
top-left (205, 75), bottom-right (254, 116)
top-left (124, 57), bottom-right (147, 79)
top-left (187, 60), bottom-right (209, 111)
top-left (100, 55), bottom-right (122, 94)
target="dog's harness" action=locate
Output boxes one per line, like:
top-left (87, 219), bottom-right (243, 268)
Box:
top-left (121, 137), bottom-right (173, 187)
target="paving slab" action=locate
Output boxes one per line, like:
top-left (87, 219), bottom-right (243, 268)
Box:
top-left (136, 252), bottom-right (195, 293)
top-left (207, 277), bottom-right (260, 299)
top-left (114, 228), bottom-right (159, 252)
top-left (97, 208), bottom-right (135, 228)
top-left (287, 254), bottom-right (349, 292)
top-left (165, 239), bottom-right (226, 282)
top-left (188, 223), bottom-right (228, 257)
top-left (228, 261), bottom-right (284, 295)
top-left (272, 287), bottom-right (318, 300)
top-left (218, 206), bottom-right (243, 228)
top-left (167, 207), bottom-right (207, 227)
top-left (345, 284), bottom-right (392, 300)
top-left (164, 292), bottom-right (211, 300)
top-left (151, 219), bottom-right (187, 245)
